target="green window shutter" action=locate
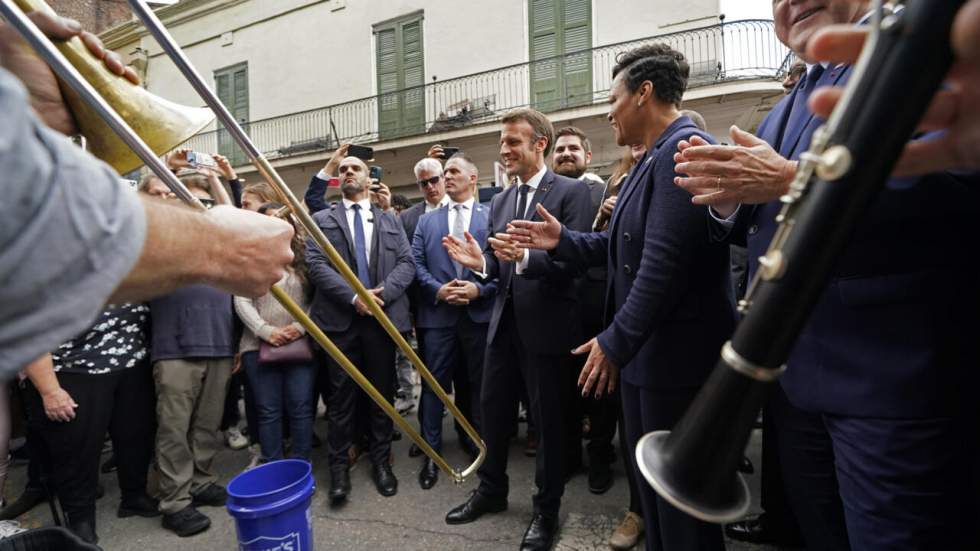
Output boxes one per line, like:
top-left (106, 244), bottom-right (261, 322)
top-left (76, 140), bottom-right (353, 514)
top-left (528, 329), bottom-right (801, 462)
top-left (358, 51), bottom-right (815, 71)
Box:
top-left (214, 62), bottom-right (248, 165)
top-left (562, 0), bottom-right (592, 107)
top-left (376, 27), bottom-right (401, 139)
top-left (400, 20), bottom-right (425, 135)
top-left (529, 0), bottom-right (559, 111)
top-left (375, 13), bottom-right (425, 140)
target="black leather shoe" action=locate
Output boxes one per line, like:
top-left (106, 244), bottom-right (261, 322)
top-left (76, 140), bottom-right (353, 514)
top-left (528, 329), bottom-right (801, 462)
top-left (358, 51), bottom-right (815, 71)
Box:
top-left (329, 469), bottom-right (351, 504)
top-left (588, 460), bottom-right (613, 494)
top-left (67, 514), bottom-right (98, 544)
top-left (408, 443), bottom-right (423, 458)
top-left (0, 487), bottom-right (46, 520)
top-left (520, 514), bottom-right (558, 550)
top-left (191, 483), bottom-right (227, 507)
top-left (737, 455), bottom-right (754, 474)
top-left (445, 491), bottom-right (507, 525)
top-left (118, 494), bottom-right (161, 518)
top-left (419, 458), bottom-right (439, 490)
top-left (725, 514), bottom-right (803, 546)
top-left (162, 505), bottom-right (211, 537)
top-left (373, 463), bottom-right (398, 497)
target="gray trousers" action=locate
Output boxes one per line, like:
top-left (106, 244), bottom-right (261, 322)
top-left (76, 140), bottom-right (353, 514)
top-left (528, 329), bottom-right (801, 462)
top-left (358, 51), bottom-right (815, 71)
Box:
top-left (154, 358), bottom-right (232, 514)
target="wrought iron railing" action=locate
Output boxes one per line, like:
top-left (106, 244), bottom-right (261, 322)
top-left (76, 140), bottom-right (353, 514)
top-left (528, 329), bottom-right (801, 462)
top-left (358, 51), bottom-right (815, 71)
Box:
top-left (184, 19), bottom-right (788, 162)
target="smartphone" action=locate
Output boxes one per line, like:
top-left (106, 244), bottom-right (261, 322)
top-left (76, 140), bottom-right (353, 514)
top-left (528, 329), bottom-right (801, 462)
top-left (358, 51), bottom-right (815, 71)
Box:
top-left (369, 165), bottom-right (383, 182)
top-left (186, 151), bottom-right (217, 168)
top-left (441, 146), bottom-right (460, 159)
top-left (347, 144), bottom-right (374, 160)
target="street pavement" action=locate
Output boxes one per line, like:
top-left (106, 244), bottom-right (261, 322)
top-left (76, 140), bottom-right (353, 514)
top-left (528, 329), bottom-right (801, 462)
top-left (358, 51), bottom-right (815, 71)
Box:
top-left (6, 402), bottom-right (785, 551)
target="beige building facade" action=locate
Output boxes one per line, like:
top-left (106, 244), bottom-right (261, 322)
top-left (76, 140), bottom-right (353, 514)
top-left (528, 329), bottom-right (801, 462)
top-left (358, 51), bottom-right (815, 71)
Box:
top-left (98, 0), bottom-right (789, 200)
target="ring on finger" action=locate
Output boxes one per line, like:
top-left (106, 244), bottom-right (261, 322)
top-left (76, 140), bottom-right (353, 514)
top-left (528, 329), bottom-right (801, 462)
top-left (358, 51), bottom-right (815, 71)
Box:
top-left (716, 175), bottom-right (722, 193)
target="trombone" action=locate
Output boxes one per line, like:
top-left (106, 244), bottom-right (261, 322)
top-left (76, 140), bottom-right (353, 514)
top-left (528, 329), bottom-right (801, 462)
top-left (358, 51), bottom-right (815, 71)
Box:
top-left (2, 0), bottom-right (485, 483)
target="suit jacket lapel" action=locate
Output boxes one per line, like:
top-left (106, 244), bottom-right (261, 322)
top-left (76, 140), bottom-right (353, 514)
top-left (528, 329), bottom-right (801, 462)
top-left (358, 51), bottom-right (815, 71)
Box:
top-left (610, 150), bottom-right (655, 234)
top-left (779, 66), bottom-right (849, 158)
top-left (328, 204), bottom-right (356, 260)
top-left (437, 205), bottom-right (450, 238)
top-left (527, 171), bottom-right (554, 221)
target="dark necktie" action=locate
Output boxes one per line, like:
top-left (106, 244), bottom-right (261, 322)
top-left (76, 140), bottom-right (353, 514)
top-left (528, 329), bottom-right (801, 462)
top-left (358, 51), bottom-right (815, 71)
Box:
top-left (351, 203), bottom-right (372, 287)
top-left (516, 184), bottom-right (531, 220)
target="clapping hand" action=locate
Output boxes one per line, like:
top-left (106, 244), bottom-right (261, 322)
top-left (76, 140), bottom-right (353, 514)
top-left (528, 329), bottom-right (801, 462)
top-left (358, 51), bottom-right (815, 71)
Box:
top-left (507, 204), bottom-right (562, 251)
top-left (443, 232), bottom-right (484, 272)
top-left (487, 233), bottom-right (524, 263)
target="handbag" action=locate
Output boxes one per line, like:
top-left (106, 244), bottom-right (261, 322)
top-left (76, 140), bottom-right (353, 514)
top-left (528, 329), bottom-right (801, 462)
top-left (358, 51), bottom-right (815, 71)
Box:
top-left (258, 336), bottom-right (314, 365)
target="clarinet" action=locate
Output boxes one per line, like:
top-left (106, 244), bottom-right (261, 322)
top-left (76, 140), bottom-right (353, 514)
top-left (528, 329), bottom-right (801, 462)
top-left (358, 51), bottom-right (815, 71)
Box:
top-left (634, 0), bottom-right (966, 523)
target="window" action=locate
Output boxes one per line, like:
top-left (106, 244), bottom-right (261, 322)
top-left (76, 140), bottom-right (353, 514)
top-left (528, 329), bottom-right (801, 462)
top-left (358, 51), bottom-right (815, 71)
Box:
top-left (214, 62), bottom-right (249, 165)
top-left (375, 12), bottom-right (425, 140)
top-left (529, 0), bottom-right (593, 112)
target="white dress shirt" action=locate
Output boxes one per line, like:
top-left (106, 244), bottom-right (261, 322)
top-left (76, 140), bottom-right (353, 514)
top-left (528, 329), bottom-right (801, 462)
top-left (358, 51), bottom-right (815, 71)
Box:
top-left (426, 195), bottom-right (450, 213)
top-left (514, 165), bottom-right (547, 274)
top-left (342, 197), bottom-right (374, 304)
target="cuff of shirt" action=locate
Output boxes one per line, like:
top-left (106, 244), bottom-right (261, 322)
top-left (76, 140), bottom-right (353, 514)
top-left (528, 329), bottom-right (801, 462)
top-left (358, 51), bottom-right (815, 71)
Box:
top-left (350, 293), bottom-right (358, 305)
top-left (472, 258), bottom-right (489, 280)
top-left (316, 169), bottom-right (331, 181)
top-left (708, 204), bottom-right (740, 229)
top-left (513, 248), bottom-right (530, 274)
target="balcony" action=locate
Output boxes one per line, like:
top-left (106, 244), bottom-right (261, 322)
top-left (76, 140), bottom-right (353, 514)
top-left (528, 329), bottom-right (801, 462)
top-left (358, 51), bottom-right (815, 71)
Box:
top-left (184, 19), bottom-right (789, 162)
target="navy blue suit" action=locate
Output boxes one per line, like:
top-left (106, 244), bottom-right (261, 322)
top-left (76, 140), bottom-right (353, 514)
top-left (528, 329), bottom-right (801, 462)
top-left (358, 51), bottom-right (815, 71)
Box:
top-left (730, 65), bottom-right (980, 549)
top-left (554, 116), bottom-right (732, 550)
top-left (474, 169), bottom-right (592, 519)
top-left (412, 200), bottom-right (496, 452)
top-left (306, 201), bottom-right (416, 471)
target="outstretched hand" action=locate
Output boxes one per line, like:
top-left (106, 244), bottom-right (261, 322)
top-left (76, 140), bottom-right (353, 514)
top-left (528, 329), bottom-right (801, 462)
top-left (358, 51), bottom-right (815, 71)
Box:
top-left (807, 5), bottom-right (980, 175)
top-left (0, 10), bottom-right (140, 135)
top-left (442, 231), bottom-right (484, 272)
top-left (507, 204), bottom-right (562, 251)
top-left (574, 338), bottom-right (618, 399)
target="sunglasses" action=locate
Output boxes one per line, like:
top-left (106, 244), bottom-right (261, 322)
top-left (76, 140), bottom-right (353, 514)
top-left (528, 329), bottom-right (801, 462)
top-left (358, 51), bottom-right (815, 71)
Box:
top-left (418, 175), bottom-right (441, 188)
top-left (198, 198), bottom-right (216, 209)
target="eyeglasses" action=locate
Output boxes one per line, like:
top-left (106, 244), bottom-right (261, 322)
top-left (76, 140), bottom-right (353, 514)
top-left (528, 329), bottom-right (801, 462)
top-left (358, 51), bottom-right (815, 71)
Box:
top-left (198, 198), bottom-right (216, 209)
top-left (418, 176), bottom-right (441, 188)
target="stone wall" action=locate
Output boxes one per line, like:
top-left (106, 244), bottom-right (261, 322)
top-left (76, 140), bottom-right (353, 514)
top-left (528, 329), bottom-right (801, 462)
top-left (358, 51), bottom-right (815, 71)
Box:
top-left (48, 0), bottom-right (131, 34)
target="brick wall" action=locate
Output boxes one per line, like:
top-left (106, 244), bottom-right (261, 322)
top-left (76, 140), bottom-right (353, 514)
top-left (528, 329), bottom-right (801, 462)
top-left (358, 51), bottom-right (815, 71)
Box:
top-left (47, 0), bottom-right (131, 34)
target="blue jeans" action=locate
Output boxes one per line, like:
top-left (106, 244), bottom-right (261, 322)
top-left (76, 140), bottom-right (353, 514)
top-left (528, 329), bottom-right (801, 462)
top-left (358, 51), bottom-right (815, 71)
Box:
top-left (241, 351), bottom-right (315, 461)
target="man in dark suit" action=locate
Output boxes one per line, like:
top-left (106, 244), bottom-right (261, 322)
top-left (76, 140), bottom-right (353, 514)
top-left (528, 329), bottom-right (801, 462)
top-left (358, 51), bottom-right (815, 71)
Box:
top-left (411, 153), bottom-right (495, 489)
top-left (673, 2), bottom-right (980, 548)
top-left (551, 126), bottom-right (617, 494)
top-left (306, 156), bottom-right (416, 504)
top-left (509, 45), bottom-right (733, 551)
top-left (443, 108), bottom-right (592, 551)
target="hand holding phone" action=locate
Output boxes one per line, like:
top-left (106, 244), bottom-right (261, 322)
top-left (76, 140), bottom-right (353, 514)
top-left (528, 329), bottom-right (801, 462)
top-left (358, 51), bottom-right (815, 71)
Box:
top-left (441, 146), bottom-right (460, 159)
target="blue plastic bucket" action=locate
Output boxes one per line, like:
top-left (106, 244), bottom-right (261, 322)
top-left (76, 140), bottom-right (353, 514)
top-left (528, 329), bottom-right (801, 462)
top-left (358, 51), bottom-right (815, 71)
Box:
top-left (227, 459), bottom-right (315, 551)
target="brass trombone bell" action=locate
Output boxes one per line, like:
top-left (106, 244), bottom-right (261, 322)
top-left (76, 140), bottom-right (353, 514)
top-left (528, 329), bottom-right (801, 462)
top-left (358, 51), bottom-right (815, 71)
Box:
top-left (14, 0), bottom-right (214, 175)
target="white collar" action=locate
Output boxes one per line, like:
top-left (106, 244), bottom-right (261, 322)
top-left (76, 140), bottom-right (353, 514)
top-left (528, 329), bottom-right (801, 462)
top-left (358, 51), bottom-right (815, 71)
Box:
top-left (516, 165), bottom-right (547, 190)
top-left (342, 197), bottom-right (372, 211)
top-left (448, 196), bottom-right (475, 210)
top-left (426, 195), bottom-right (450, 210)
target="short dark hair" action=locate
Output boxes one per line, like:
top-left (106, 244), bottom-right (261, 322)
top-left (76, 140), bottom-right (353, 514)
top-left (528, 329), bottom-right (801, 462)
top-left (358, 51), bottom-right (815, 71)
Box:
top-left (257, 202), bottom-right (285, 215)
top-left (555, 126), bottom-right (591, 154)
top-left (612, 43), bottom-right (689, 106)
top-left (391, 193), bottom-right (411, 210)
top-left (501, 108), bottom-right (555, 157)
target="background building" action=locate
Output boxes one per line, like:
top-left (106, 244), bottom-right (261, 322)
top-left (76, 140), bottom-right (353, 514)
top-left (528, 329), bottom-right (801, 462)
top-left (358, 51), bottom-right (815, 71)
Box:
top-left (98, 0), bottom-right (790, 200)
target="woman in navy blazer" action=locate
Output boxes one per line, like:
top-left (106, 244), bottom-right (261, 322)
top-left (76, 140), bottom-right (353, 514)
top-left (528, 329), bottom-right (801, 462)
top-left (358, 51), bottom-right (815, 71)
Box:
top-left (509, 44), bottom-right (734, 551)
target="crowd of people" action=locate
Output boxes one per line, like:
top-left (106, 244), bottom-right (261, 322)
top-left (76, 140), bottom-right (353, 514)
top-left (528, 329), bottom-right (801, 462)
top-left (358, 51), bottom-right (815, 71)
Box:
top-left (1, 0), bottom-right (980, 550)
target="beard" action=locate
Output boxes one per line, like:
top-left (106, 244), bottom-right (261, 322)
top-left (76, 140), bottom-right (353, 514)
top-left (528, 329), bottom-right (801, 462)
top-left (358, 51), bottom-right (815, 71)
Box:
top-left (341, 180), bottom-right (365, 196)
top-left (554, 159), bottom-right (585, 179)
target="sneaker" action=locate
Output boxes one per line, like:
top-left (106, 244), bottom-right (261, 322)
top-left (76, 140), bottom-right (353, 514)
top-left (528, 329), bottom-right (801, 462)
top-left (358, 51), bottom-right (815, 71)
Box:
top-left (162, 506), bottom-right (211, 537)
top-left (609, 511), bottom-right (644, 550)
top-left (0, 520), bottom-right (26, 539)
top-left (394, 394), bottom-right (414, 414)
top-left (225, 425), bottom-right (248, 450)
top-left (191, 484), bottom-right (227, 507)
top-left (118, 494), bottom-right (161, 518)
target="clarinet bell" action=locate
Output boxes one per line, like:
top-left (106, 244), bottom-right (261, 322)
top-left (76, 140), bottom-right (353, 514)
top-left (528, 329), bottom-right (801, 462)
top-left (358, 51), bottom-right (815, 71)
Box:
top-left (635, 350), bottom-right (777, 523)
